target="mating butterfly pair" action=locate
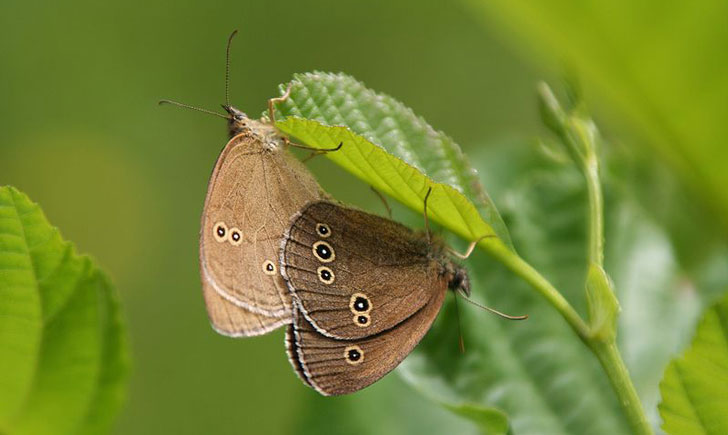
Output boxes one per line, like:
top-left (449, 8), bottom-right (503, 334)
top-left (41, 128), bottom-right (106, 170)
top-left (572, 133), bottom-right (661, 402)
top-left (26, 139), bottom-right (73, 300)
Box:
top-left (163, 31), bottom-right (496, 396)
top-left (198, 99), bottom-right (477, 395)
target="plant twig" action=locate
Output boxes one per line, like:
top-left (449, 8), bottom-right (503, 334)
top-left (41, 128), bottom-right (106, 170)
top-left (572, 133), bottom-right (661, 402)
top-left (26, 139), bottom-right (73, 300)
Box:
top-left (484, 82), bottom-right (653, 435)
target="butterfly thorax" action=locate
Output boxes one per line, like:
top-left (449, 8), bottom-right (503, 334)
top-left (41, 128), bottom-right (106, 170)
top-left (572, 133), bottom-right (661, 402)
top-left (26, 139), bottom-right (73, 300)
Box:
top-left (427, 235), bottom-right (471, 297)
top-left (224, 105), bottom-right (284, 151)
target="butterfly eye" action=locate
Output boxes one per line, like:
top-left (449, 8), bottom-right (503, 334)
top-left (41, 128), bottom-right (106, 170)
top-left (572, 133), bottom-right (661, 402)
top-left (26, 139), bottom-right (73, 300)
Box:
top-left (262, 260), bottom-right (277, 275)
top-left (317, 266), bottom-right (335, 284)
top-left (315, 223), bottom-right (331, 238)
top-left (349, 293), bottom-right (371, 314)
top-left (213, 222), bottom-right (228, 242)
top-left (228, 227), bottom-right (243, 246)
top-left (312, 241), bottom-right (335, 263)
top-left (344, 345), bottom-right (364, 365)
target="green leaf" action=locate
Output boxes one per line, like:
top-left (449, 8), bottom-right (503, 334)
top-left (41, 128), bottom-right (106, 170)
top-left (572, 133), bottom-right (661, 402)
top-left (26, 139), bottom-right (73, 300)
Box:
top-left (658, 292), bottom-right (728, 435)
top-left (273, 72), bottom-right (513, 251)
top-left (443, 403), bottom-right (509, 435)
top-left (586, 263), bottom-right (620, 343)
top-left (465, 0), bottom-right (728, 231)
top-left (0, 186), bottom-right (129, 435)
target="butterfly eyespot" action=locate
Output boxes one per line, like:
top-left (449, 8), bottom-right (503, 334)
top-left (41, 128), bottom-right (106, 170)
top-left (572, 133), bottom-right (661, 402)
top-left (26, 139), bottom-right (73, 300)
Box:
top-left (353, 313), bottom-right (370, 327)
top-left (213, 222), bottom-right (228, 242)
top-left (344, 345), bottom-right (364, 365)
top-left (262, 260), bottom-right (277, 275)
top-left (228, 227), bottom-right (243, 246)
top-left (317, 266), bottom-right (335, 284)
top-left (312, 241), bottom-right (335, 263)
top-left (315, 223), bottom-right (331, 238)
top-left (349, 293), bottom-right (371, 314)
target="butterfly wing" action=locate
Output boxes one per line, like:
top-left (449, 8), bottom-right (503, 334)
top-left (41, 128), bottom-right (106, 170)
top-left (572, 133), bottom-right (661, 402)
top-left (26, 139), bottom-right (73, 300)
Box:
top-left (202, 279), bottom-right (288, 337)
top-left (286, 288), bottom-right (447, 395)
top-left (280, 201), bottom-right (443, 340)
top-left (200, 132), bottom-right (322, 328)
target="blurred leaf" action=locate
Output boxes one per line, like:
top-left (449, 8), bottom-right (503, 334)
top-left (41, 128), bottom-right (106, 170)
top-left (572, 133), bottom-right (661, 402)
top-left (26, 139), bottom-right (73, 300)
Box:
top-left (274, 72), bottom-right (513, 250)
top-left (605, 198), bottom-right (704, 427)
top-left (0, 186), bottom-right (128, 435)
top-left (466, 0), bottom-right (728, 231)
top-left (297, 375), bottom-right (479, 435)
top-left (607, 142), bottom-right (728, 283)
top-left (658, 292), bottom-right (728, 435)
top-left (443, 403), bottom-right (509, 435)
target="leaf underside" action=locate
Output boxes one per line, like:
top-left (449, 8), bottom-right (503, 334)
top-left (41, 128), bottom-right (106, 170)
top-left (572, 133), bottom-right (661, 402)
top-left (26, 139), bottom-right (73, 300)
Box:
top-left (274, 72), bottom-right (513, 253)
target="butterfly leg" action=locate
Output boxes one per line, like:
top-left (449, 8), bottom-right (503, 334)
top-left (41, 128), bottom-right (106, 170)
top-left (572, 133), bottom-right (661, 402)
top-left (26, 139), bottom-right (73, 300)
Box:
top-left (423, 187), bottom-right (433, 245)
top-left (453, 293), bottom-right (466, 354)
top-left (448, 234), bottom-right (495, 260)
top-left (288, 140), bottom-right (343, 155)
top-left (370, 187), bottom-right (393, 218)
top-left (268, 83), bottom-right (293, 123)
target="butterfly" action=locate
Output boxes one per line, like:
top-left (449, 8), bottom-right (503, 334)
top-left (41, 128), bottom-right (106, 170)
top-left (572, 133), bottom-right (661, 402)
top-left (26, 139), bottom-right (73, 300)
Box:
top-left (280, 190), bottom-right (524, 395)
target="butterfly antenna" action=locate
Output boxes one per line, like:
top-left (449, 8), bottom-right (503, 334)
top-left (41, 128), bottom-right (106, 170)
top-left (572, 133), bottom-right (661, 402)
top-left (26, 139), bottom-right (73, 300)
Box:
top-left (459, 292), bottom-right (528, 320)
top-left (158, 100), bottom-right (229, 119)
top-left (423, 187), bottom-right (433, 245)
top-left (225, 30), bottom-right (238, 108)
top-left (453, 293), bottom-right (466, 354)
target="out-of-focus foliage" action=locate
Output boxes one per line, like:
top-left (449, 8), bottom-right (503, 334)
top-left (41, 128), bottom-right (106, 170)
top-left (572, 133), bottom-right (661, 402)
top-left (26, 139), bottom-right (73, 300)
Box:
top-left (466, 0), bottom-right (728, 232)
top-left (0, 187), bottom-right (128, 435)
top-left (659, 292), bottom-right (728, 435)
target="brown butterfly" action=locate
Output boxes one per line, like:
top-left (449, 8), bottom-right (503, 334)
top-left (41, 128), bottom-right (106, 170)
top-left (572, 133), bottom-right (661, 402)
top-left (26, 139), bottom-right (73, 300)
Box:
top-left (198, 102), bottom-right (325, 336)
top-left (163, 31), bottom-right (337, 337)
top-left (280, 190), bottom-right (525, 395)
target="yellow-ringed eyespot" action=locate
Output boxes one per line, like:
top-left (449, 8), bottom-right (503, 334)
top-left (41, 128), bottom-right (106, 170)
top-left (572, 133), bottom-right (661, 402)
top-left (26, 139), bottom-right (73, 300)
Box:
top-left (228, 227), bottom-right (243, 246)
top-left (353, 313), bottom-right (371, 327)
top-left (213, 222), bottom-right (228, 243)
top-left (317, 266), bottom-right (335, 284)
top-left (349, 293), bottom-right (371, 314)
top-left (312, 240), bottom-right (335, 263)
top-left (344, 345), bottom-right (364, 365)
top-left (315, 223), bottom-right (331, 238)
top-left (262, 260), bottom-right (277, 275)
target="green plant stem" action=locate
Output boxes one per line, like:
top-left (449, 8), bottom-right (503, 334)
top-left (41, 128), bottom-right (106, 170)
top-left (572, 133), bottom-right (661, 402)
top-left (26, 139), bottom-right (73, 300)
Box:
top-left (583, 156), bottom-right (604, 266)
top-left (536, 82), bottom-right (651, 432)
top-left (488, 245), bottom-right (590, 342)
top-left (487, 243), bottom-right (652, 434)
top-left (590, 341), bottom-right (653, 435)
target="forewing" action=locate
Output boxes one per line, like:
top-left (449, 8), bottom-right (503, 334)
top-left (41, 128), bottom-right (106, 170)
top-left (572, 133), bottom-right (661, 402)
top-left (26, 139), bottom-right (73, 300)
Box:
top-left (281, 201), bottom-right (441, 339)
top-left (287, 288), bottom-right (447, 396)
top-left (200, 133), bottom-right (322, 321)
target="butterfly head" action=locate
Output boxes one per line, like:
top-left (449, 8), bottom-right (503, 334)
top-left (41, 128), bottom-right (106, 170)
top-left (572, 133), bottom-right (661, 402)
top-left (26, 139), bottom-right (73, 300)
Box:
top-left (447, 263), bottom-right (471, 297)
top-left (223, 105), bottom-right (251, 137)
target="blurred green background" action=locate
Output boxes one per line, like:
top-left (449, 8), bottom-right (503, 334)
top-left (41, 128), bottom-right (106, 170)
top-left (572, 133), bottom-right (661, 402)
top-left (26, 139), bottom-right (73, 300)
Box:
top-left (1, 0), bottom-right (726, 434)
